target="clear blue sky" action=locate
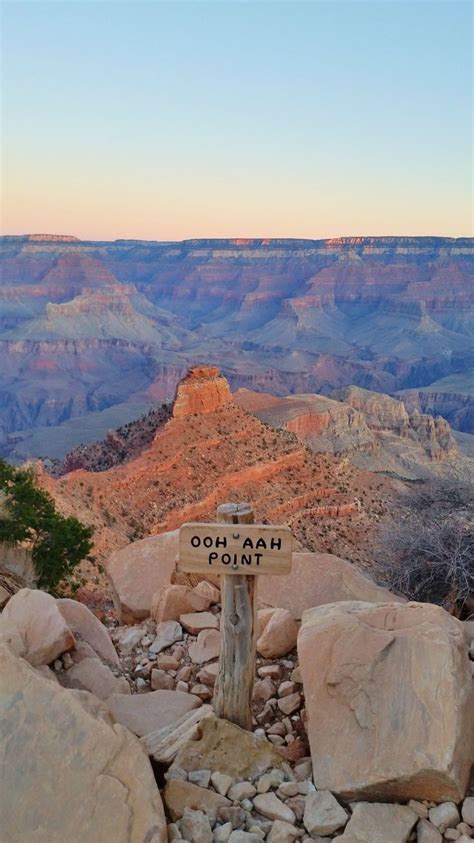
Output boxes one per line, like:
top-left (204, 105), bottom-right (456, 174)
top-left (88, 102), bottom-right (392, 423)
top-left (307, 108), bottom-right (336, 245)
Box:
top-left (2, 0), bottom-right (472, 239)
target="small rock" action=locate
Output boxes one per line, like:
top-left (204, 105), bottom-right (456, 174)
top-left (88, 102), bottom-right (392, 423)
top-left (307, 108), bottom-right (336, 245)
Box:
top-left (188, 769), bottom-right (212, 789)
top-left (189, 629), bottom-right (221, 664)
top-left (118, 627), bottom-right (144, 654)
top-left (158, 654), bottom-right (179, 670)
top-left (149, 621), bottom-right (183, 655)
top-left (428, 803), bottom-right (460, 832)
top-left (214, 822), bottom-right (233, 843)
top-left (136, 677), bottom-right (147, 691)
top-left (336, 802), bottom-right (417, 843)
top-left (217, 807), bottom-right (248, 829)
top-left (416, 819), bottom-right (442, 843)
top-left (278, 681), bottom-right (295, 698)
top-left (179, 807), bottom-right (213, 843)
top-left (177, 665), bottom-right (193, 682)
top-left (165, 768), bottom-right (188, 782)
top-left (62, 652), bottom-right (73, 669)
top-left (444, 829), bottom-right (461, 841)
top-left (303, 791), bottom-right (348, 837)
top-left (253, 677), bottom-right (276, 702)
top-left (191, 683), bottom-right (213, 701)
top-left (257, 609), bottom-right (299, 659)
top-left (211, 772), bottom-right (234, 797)
top-left (267, 820), bottom-right (300, 843)
top-left (228, 783), bottom-right (257, 802)
top-left (277, 694), bottom-right (301, 716)
top-left (290, 667), bottom-right (302, 684)
top-left (277, 782), bottom-right (298, 798)
top-left (247, 827), bottom-right (265, 840)
top-left (297, 781), bottom-right (315, 795)
top-left (253, 793), bottom-right (296, 824)
top-left (167, 821), bottom-right (182, 841)
top-left (228, 833), bottom-right (263, 843)
top-left (164, 779), bottom-right (231, 822)
top-left (257, 770), bottom-right (286, 793)
top-left (408, 800), bottom-right (429, 819)
top-left (151, 668), bottom-right (174, 690)
top-left (293, 759), bottom-right (312, 782)
top-left (197, 662), bottom-right (219, 687)
top-left (267, 723), bottom-right (286, 737)
top-left (284, 797), bottom-right (306, 823)
top-left (194, 581), bottom-right (221, 604)
top-left (176, 680), bottom-right (189, 692)
top-left (268, 735), bottom-right (285, 746)
top-left (461, 797), bottom-right (474, 825)
top-left (181, 612), bottom-right (220, 634)
top-left (257, 665), bottom-right (282, 680)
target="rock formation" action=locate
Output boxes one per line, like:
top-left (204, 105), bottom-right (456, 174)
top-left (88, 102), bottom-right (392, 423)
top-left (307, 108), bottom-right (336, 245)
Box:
top-left (172, 367), bottom-right (233, 418)
top-left (298, 601), bottom-right (473, 802)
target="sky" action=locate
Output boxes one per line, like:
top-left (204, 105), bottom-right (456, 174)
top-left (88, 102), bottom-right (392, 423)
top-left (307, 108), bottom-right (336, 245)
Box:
top-left (2, 0), bottom-right (472, 241)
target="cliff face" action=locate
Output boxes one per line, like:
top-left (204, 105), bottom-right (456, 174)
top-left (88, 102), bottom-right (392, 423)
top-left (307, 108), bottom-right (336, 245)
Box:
top-left (236, 385), bottom-right (467, 481)
top-left (172, 367), bottom-right (233, 418)
top-left (1, 235), bottom-right (472, 456)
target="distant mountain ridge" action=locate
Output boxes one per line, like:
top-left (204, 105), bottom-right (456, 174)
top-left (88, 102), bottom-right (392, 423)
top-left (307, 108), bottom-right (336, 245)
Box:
top-left (1, 234), bottom-right (472, 458)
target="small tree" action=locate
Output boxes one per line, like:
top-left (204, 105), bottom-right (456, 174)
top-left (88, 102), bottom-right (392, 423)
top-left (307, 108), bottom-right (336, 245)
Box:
top-left (0, 459), bottom-right (93, 594)
top-left (375, 480), bottom-right (473, 617)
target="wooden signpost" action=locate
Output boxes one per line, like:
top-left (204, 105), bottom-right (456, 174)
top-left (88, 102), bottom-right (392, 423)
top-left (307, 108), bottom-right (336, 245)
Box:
top-left (178, 502), bottom-right (293, 730)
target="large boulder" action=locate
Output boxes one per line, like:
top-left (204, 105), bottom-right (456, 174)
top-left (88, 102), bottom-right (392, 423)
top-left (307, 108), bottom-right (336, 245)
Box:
top-left (298, 601), bottom-right (473, 802)
top-left (259, 552), bottom-right (403, 619)
top-left (2, 588), bottom-right (75, 666)
top-left (0, 642), bottom-right (166, 843)
top-left (106, 689), bottom-right (201, 737)
top-left (107, 530), bottom-right (179, 623)
top-left (169, 714), bottom-right (284, 779)
top-left (57, 598), bottom-right (120, 665)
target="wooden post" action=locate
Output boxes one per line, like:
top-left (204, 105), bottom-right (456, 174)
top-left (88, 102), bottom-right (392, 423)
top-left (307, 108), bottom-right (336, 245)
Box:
top-left (213, 502), bottom-right (256, 730)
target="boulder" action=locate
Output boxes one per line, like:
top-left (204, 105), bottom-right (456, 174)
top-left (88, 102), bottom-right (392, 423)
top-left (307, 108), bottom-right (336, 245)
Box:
top-left (333, 802), bottom-right (417, 843)
top-left (106, 689), bottom-right (201, 737)
top-left (298, 601), bottom-right (473, 802)
top-left (257, 608), bottom-right (299, 658)
top-left (259, 552), bottom-right (403, 619)
top-left (152, 584), bottom-right (211, 623)
top-left (63, 657), bottom-right (130, 700)
top-left (170, 715), bottom-right (284, 779)
top-left (57, 597), bottom-right (120, 665)
top-left (2, 588), bottom-right (75, 666)
top-left (107, 530), bottom-right (179, 623)
top-left (0, 642), bottom-right (166, 843)
top-left (164, 779), bottom-right (230, 821)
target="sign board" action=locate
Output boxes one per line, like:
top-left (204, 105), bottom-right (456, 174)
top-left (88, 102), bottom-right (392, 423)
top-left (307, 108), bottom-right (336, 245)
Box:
top-left (178, 522), bottom-right (292, 576)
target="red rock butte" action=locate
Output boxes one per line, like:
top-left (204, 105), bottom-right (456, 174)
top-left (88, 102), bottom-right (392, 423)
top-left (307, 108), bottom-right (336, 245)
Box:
top-left (172, 366), bottom-right (233, 419)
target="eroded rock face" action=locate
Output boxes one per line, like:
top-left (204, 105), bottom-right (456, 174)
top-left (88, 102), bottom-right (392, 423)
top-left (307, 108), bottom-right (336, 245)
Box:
top-left (57, 597), bottom-right (120, 665)
top-left (172, 367), bottom-right (233, 418)
top-left (0, 643), bottom-right (167, 843)
top-left (298, 601), bottom-right (473, 802)
top-left (2, 588), bottom-right (75, 666)
top-left (259, 552), bottom-right (402, 619)
top-left (107, 530), bottom-right (179, 623)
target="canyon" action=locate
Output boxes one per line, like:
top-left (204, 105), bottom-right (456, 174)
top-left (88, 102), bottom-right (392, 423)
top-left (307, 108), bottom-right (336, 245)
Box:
top-left (0, 235), bottom-right (472, 460)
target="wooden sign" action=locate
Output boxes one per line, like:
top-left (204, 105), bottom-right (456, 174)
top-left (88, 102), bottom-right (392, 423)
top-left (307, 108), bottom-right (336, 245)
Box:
top-left (178, 523), bottom-right (292, 576)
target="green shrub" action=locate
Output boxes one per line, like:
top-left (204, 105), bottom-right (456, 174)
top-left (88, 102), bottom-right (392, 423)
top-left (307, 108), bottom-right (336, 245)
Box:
top-left (0, 459), bottom-right (93, 594)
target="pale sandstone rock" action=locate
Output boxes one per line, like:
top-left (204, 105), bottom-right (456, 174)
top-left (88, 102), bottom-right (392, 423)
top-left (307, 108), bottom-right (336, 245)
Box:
top-left (461, 797), bottom-right (474, 825)
top-left (179, 807), bottom-right (213, 843)
top-left (0, 616), bottom-right (26, 657)
top-left (334, 802), bottom-right (417, 843)
top-left (214, 822), bottom-right (233, 842)
top-left (257, 609), bottom-right (299, 658)
top-left (259, 552), bottom-right (403, 619)
top-left (197, 661), bottom-right (219, 687)
top-left (151, 668), bottom-right (174, 690)
top-left (298, 601), bottom-right (473, 801)
top-left (172, 367), bottom-right (232, 418)
top-left (428, 803), bottom-right (460, 831)
top-left (189, 629), bottom-right (221, 664)
top-left (64, 657), bottom-right (130, 699)
top-left (170, 715), bottom-right (284, 779)
top-left (0, 643), bottom-right (166, 843)
top-left (303, 791), bottom-right (348, 836)
top-left (211, 772), bottom-right (234, 796)
top-left (106, 689), bottom-right (201, 737)
top-left (277, 693), bottom-right (301, 715)
top-left (164, 779), bottom-right (231, 821)
top-left (188, 769), bottom-right (211, 788)
top-left (267, 820), bottom-right (300, 843)
top-left (228, 834), bottom-right (263, 843)
top-left (107, 529), bottom-right (179, 623)
top-left (228, 782), bottom-right (257, 802)
top-left (416, 820), bottom-right (442, 843)
top-left (253, 793), bottom-right (296, 824)
top-left (149, 620), bottom-right (183, 655)
top-left (117, 626), bottom-right (144, 654)
top-left (152, 584), bottom-right (211, 623)
top-left (180, 611), bottom-right (219, 634)
top-left (57, 598), bottom-right (119, 665)
top-left (194, 581), bottom-right (221, 604)
top-left (2, 588), bottom-right (75, 666)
